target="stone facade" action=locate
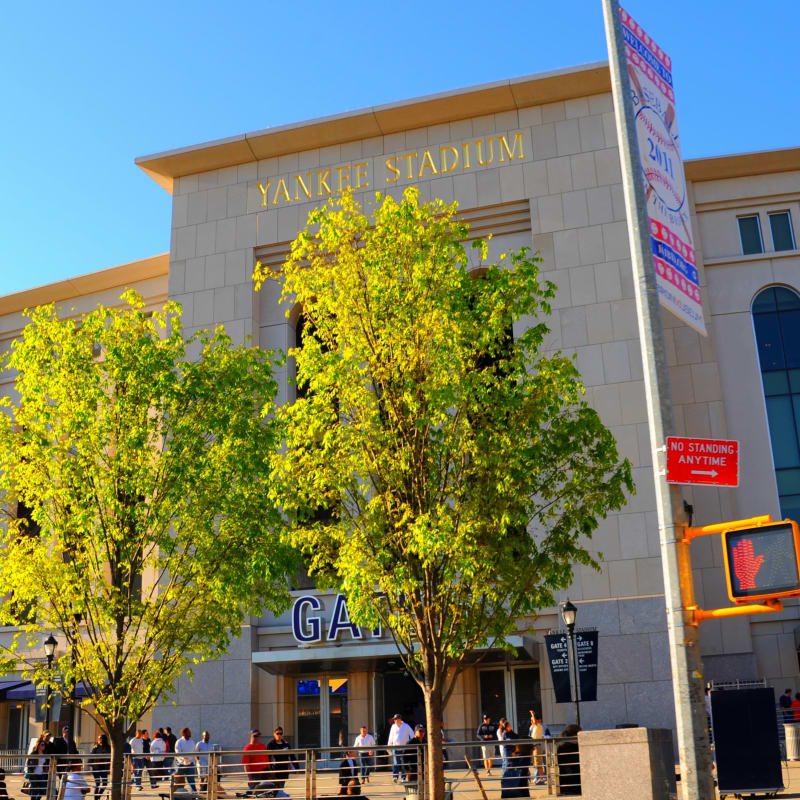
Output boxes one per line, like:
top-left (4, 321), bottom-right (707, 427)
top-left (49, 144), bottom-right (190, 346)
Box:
top-left (1, 64), bottom-right (799, 751)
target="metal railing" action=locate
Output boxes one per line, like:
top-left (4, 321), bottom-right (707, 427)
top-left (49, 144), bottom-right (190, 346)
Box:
top-left (0, 739), bottom-right (583, 799)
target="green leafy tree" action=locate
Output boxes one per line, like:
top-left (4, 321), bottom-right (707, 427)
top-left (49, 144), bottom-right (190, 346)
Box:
top-left (254, 188), bottom-right (634, 800)
top-left (0, 292), bottom-right (296, 800)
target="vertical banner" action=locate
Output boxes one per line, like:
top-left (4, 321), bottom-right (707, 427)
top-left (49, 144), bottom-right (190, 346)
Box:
top-left (620, 6), bottom-right (706, 335)
top-left (544, 633), bottom-right (573, 703)
top-left (576, 630), bottom-right (599, 702)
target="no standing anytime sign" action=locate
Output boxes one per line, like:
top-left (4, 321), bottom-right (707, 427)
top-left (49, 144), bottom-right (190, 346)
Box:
top-left (665, 436), bottom-right (739, 487)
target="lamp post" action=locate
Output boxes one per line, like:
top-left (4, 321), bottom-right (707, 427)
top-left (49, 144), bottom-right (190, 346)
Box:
top-left (561, 600), bottom-right (581, 728)
top-left (43, 634), bottom-right (57, 733)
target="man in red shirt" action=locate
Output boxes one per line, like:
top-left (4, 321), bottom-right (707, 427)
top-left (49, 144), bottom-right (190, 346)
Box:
top-left (242, 729), bottom-right (270, 791)
top-left (791, 693), bottom-right (800, 722)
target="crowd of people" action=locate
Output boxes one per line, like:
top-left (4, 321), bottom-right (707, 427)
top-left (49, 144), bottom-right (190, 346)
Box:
top-left (22, 712), bottom-right (582, 799)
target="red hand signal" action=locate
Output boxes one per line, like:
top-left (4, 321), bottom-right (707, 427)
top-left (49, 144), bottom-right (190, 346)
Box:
top-left (732, 537), bottom-right (765, 590)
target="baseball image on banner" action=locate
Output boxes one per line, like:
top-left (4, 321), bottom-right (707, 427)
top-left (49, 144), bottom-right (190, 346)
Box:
top-left (620, 6), bottom-right (707, 335)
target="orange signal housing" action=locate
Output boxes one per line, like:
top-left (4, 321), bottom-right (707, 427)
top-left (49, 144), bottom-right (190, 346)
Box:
top-left (721, 519), bottom-right (800, 605)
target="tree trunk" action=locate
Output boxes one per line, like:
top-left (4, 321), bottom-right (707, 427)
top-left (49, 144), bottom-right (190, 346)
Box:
top-left (108, 719), bottom-right (128, 800)
top-left (422, 688), bottom-right (445, 800)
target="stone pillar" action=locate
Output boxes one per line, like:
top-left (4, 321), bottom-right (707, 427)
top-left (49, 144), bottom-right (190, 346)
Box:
top-left (578, 727), bottom-right (676, 800)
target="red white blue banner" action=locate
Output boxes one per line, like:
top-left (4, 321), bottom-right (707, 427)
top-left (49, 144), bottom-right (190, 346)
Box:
top-left (620, 7), bottom-right (707, 335)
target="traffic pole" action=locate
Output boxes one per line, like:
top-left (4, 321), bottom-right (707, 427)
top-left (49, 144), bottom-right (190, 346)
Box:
top-left (600, 2), bottom-right (715, 798)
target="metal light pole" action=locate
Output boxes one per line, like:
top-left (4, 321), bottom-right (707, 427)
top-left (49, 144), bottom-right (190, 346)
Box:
top-left (601, 2), bottom-right (715, 798)
top-left (561, 601), bottom-right (581, 728)
top-left (43, 634), bottom-right (57, 733)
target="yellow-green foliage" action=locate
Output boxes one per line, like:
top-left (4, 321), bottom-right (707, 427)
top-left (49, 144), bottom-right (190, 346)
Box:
top-left (256, 187), bottom-right (633, 693)
top-left (0, 292), bottom-right (296, 731)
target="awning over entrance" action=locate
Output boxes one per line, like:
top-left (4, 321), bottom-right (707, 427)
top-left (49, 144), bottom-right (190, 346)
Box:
top-left (253, 635), bottom-right (530, 674)
top-left (6, 681), bottom-right (93, 700)
top-left (0, 681), bottom-right (30, 699)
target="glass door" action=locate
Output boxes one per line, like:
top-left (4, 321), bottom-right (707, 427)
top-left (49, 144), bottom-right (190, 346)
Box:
top-left (296, 676), bottom-right (349, 750)
top-left (297, 679), bottom-right (322, 748)
top-left (479, 665), bottom-right (542, 735)
top-left (479, 669), bottom-right (510, 727)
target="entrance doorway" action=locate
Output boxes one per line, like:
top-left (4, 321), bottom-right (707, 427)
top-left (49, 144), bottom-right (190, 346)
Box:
top-left (479, 665), bottom-right (541, 735)
top-left (375, 672), bottom-right (424, 743)
top-left (296, 677), bottom-right (349, 750)
top-left (7, 703), bottom-right (28, 749)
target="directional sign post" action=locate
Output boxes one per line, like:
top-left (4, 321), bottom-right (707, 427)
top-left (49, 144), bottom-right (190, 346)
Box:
top-left (666, 436), bottom-right (739, 487)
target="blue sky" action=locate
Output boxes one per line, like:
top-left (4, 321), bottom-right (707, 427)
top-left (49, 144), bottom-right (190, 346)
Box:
top-left (2, 0), bottom-right (797, 296)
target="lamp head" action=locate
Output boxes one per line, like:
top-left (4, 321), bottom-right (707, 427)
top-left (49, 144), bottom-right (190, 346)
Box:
top-left (43, 634), bottom-right (57, 658)
top-left (561, 599), bottom-right (577, 630)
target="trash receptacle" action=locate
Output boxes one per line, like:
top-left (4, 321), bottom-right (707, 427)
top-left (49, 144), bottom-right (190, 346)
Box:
top-left (785, 723), bottom-right (800, 760)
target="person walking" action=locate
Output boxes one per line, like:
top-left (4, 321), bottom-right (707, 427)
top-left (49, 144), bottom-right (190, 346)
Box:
top-left (90, 734), bottom-right (111, 800)
top-left (266, 726), bottom-right (298, 792)
top-left (26, 738), bottom-right (50, 800)
top-left (353, 726), bottom-right (375, 784)
top-left (195, 731), bottom-right (214, 792)
top-left (175, 728), bottom-right (198, 793)
top-left (142, 730), bottom-right (159, 790)
top-left (129, 730), bottom-right (145, 790)
top-left (386, 714), bottom-right (414, 783)
top-left (241, 729), bottom-right (270, 792)
top-left (477, 714), bottom-right (497, 775)
top-left (53, 726), bottom-right (79, 775)
top-left (406, 726), bottom-right (427, 786)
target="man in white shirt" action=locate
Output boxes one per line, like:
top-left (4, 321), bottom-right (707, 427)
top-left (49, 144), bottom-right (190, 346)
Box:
top-left (63, 761), bottom-right (90, 800)
top-left (174, 727), bottom-right (197, 793)
top-left (129, 730), bottom-right (145, 789)
top-left (195, 731), bottom-right (214, 791)
top-left (386, 714), bottom-right (414, 783)
top-left (149, 732), bottom-right (167, 786)
top-left (353, 726), bottom-right (376, 783)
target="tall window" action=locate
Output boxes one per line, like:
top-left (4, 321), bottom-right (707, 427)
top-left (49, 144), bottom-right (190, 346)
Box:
top-left (739, 215), bottom-right (764, 255)
top-left (769, 212), bottom-right (796, 252)
top-left (752, 286), bottom-right (800, 522)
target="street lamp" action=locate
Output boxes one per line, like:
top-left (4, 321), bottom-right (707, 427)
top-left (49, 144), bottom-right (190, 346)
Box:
top-left (43, 634), bottom-right (57, 732)
top-left (560, 600), bottom-right (581, 728)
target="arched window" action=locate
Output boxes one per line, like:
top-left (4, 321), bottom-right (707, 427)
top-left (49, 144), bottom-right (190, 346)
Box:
top-left (752, 286), bottom-right (800, 522)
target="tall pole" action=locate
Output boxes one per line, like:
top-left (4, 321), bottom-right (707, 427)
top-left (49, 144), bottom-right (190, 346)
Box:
top-left (601, 3), bottom-right (714, 799)
top-left (44, 653), bottom-right (53, 733)
top-left (567, 626), bottom-right (581, 728)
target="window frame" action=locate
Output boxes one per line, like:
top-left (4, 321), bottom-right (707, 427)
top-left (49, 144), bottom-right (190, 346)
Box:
top-left (738, 214), bottom-right (764, 255)
top-left (768, 210), bottom-right (796, 252)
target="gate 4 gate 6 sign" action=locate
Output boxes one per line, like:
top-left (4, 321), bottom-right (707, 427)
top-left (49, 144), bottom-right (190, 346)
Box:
top-left (665, 436), bottom-right (739, 487)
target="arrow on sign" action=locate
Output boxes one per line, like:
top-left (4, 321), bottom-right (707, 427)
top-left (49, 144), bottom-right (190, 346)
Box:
top-left (691, 469), bottom-right (718, 477)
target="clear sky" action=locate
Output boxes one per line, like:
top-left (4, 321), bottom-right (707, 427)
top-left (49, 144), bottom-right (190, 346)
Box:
top-left (1, 0), bottom-right (797, 296)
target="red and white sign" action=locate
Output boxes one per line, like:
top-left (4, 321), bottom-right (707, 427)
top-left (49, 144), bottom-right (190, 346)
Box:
top-left (666, 436), bottom-right (739, 487)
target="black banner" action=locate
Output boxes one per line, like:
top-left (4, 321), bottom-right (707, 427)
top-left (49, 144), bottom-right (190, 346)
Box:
top-left (544, 633), bottom-right (572, 703)
top-left (576, 629), bottom-right (599, 702)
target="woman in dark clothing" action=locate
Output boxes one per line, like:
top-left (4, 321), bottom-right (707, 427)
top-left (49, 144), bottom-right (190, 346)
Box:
top-left (90, 734), bottom-right (111, 800)
top-left (265, 727), bottom-right (299, 791)
top-left (500, 743), bottom-right (531, 799)
top-left (556, 724), bottom-right (581, 796)
top-left (26, 738), bottom-right (49, 800)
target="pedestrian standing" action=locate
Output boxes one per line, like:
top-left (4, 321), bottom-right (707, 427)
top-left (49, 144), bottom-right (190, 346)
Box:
top-left (129, 730), bottom-right (145, 790)
top-left (164, 728), bottom-right (177, 776)
top-left (90, 734), bottom-right (111, 800)
top-left (477, 714), bottom-right (497, 775)
top-left (353, 726), bottom-right (375, 783)
top-left (242, 730), bottom-right (270, 790)
top-left (149, 732), bottom-right (166, 787)
top-left (497, 718), bottom-right (510, 772)
top-left (26, 738), bottom-right (49, 800)
top-left (780, 689), bottom-right (793, 723)
top-left (175, 728), bottom-right (197, 793)
top-left (387, 714), bottom-right (414, 783)
top-left (63, 760), bottom-right (90, 800)
top-left (195, 731), bottom-right (214, 792)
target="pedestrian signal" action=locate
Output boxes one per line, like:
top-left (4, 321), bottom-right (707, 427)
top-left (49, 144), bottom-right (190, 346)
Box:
top-left (722, 520), bottom-right (800, 604)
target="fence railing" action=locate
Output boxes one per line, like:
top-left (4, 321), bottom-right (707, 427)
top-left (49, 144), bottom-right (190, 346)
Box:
top-left (1, 738), bottom-right (583, 799)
